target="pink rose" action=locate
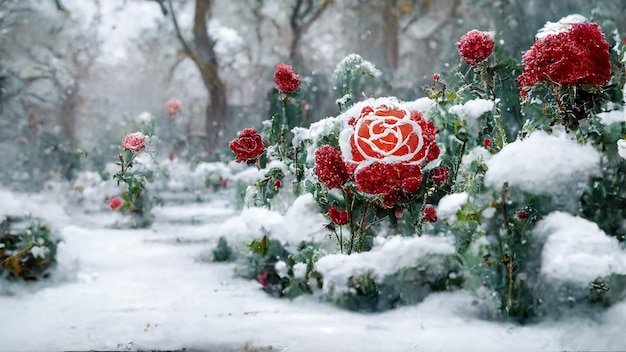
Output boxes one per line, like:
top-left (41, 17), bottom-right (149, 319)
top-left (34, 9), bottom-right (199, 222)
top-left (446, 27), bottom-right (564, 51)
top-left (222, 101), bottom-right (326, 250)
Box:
top-left (121, 132), bottom-right (147, 152)
top-left (167, 99), bottom-right (182, 116)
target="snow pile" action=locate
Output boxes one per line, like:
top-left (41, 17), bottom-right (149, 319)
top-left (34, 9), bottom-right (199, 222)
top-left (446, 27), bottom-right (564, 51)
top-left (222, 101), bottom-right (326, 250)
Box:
top-left (437, 192), bottom-right (469, 222)
top-left (0, 189), bottom-right (70, 228)
top-left (316, 235), bottom-right (455, 293)
top-left (160, 160), bottom-right (234, 192)
top-left (448, 99), bottom-right (495, 119)
top-left (597, 109), bottom-right (625, 125)
top-left (484, 130), bottom-right (601, 197)
top-left (217, 193), bottom-right (327, 247)
top-left (404, 97), bottom-right (435, 113)
top-left (533, 211), bottom-right (626, 284)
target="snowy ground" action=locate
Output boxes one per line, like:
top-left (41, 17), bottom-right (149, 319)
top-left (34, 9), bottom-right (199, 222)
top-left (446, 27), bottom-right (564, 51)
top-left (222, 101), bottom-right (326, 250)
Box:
top-left (1, 187), bottom-right (625, 352)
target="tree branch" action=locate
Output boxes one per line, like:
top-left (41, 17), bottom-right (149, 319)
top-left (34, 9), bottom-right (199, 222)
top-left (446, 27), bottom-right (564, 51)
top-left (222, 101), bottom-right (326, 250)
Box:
top-left (167, 0), bottom-right (197, 60)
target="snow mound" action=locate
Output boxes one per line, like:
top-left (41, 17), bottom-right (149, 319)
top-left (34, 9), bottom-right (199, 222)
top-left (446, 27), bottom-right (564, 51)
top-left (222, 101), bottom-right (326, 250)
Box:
top-left (449, 99), bottom-right (495, 119)
top-left (437, 192), bottom-right (469, 222)
top-left (597, 109), bottom-right (625, 125)
top-left (316, 235), bottom-right (455, 293)
top-left (217, 194), bottom-right (327, 247)
top-left (534, 211), bottom-right (626, 284)
top-left (484, 130), bottom-right (601, 196)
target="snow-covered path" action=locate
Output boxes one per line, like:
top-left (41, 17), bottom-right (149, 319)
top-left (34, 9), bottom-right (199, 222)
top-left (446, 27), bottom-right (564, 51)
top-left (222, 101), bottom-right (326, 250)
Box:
top-left (1, 190), bottom-right (625, 351)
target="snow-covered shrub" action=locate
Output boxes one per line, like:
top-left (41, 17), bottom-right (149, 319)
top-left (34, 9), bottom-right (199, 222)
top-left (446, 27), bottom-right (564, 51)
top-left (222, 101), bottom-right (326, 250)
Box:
top-left (223, 15), bottom-right (626, 321)
top-left (0, 216), bottom-right (61, 280)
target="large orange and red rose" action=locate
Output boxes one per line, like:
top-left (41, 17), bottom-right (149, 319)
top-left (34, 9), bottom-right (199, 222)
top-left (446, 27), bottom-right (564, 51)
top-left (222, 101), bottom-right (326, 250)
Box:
top-left (339, 98), bottom-right (438, 173)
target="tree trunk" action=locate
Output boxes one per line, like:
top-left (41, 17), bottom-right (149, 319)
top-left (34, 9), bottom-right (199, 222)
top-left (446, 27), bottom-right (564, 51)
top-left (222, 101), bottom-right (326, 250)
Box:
top-left (383, 0), bottom-right (399, 70)
top-left (192, 0), bottom-right (228, 153)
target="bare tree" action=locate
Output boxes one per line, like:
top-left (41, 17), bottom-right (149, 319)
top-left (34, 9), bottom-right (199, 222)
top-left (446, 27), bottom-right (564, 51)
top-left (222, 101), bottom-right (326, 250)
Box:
top-left (165, 0), bottom-right (228, 153)
top-left (288, 0), bottom-right (332, 70)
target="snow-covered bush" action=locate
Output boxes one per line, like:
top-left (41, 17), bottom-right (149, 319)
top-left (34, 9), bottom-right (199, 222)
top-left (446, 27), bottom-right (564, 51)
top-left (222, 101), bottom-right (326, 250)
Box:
top-left (0, 216), bottom-right (61, 281)
top-left (223, 14), bottom-right (626, 322)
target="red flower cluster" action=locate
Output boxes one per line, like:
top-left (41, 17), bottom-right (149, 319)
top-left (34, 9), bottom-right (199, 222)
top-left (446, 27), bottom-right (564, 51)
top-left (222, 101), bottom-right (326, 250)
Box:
top-left (229, 128), bottom-right (265, 164)
top-left (431, 166), bottom-right (450, 184)
top-left (274, 63), bottom-right (300, 94)
top-left (516, 23), bottom-right (611, 89)
top-left (314, 146), bottom-right (350, 189)
top-left (456, 30), bottom-right (495, 66)
top-left (423, 206), bottom-right (437, 223)
top-left (328, 206), bottom-right (349, 225)
top-left (354, 163), bottom-right (423, 208)
top-left (121, 132), bottom-right (147, 152)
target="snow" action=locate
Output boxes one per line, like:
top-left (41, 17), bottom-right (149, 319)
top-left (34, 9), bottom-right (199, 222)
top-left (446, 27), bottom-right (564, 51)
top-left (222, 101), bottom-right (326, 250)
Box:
top-left (316, 235), bottom-right (455, 294)
top-left (449, 99), bottom-right (495, 119)
top-left (597, 109), bottom-right (625, 125)
top-left (217, 193), bottom-right (328, 249)
top-left (535, 14), bottom-right (588, 40)
top-left (618, 139), bottom-right (626, 160)
top-left (437, 192), bottom-right (469, 222)
top-left (534, 211), bottom-right (626, 284)
top-left (1, 186), bottom-right (626, 351)
top-left (484, 130), bottom-right (601, 197)
top-left (404, 97), bottom-right (435, 113)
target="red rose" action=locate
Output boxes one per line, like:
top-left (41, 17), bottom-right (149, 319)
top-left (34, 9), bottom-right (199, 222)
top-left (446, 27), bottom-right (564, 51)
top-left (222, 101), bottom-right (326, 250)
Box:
top-left (121, 132), bottom-right (147, 152)
top-left (456, 30), bottom-right (495, 66)
top-left (328, 206), bottom-right (349, 226)
top-left (433, 73), bottom-right (440, 82)
top-left (314, 145), bottom-right (350, 189)
top-left (516, 23), bottom-right (611, 88)
top-left (431, 166), bottom-right (450, 184)
top-left (340, 98), bottom-right (438, 173)
top-left (273, 179), bottom-right (282, 189)
top-left (516, 210), bottom-right (529, 220)
top-left (423, 205), bottom-right (438, 223)
top-left (274, 63), bottom-right (300, 94)
top-left (257, 269), bottom-right (270, 287)
top-left (229, 128), bottom-right (265, 164)
top-left (354, 162), bottom-right (423, 208)
top-left (483, 138), bottom-right (492, 149)
top-left (108, 196), bottom-right (122, 211)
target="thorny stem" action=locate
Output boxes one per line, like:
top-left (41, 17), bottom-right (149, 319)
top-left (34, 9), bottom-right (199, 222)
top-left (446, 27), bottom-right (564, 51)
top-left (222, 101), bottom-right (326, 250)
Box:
top-left (280, 98), bottom-right (289, 160)
top-left (339, 226), bottom-right (344, 254)
top-left (479, 65), bottom-right (507, 147)
top-left (505, 255), bottom-right (514, 314)
top-left (452, 140), bottom-right (467, 188)
top-left (500, 182), bottom-right (511, 236)
top-left (344, 190), bottom-right (358, 255)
